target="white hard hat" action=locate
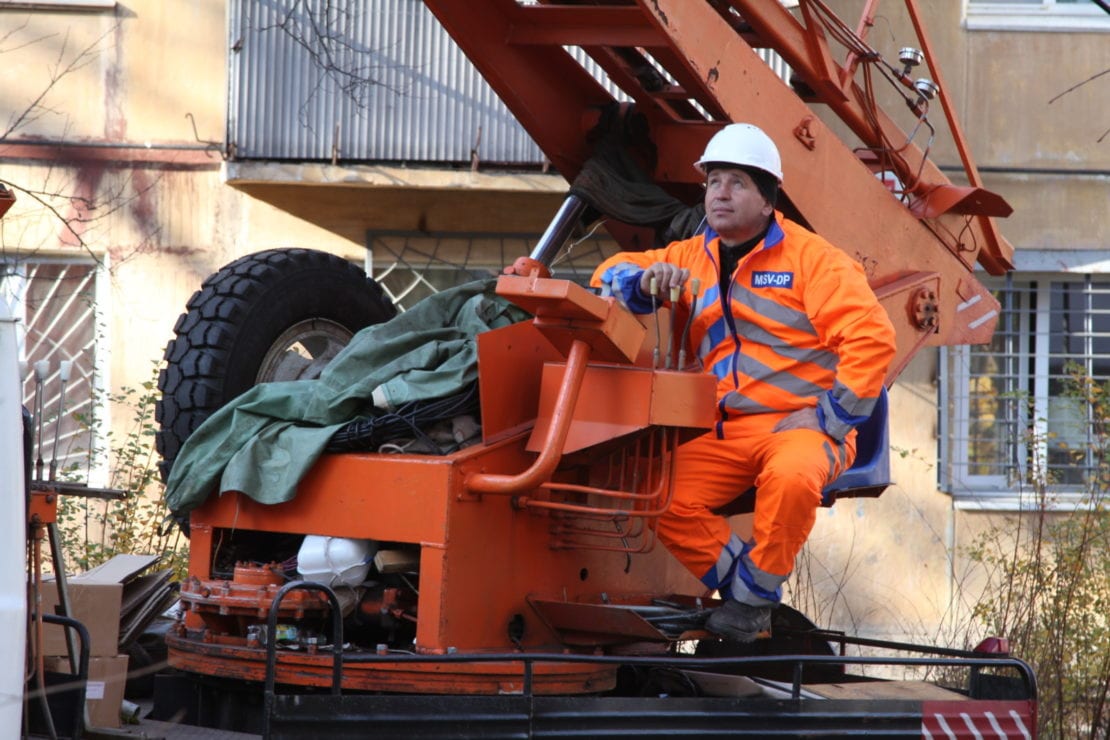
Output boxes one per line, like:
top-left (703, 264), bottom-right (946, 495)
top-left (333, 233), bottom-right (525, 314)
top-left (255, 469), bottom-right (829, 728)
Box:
top-left (694, 123), bottom-right (783, 183)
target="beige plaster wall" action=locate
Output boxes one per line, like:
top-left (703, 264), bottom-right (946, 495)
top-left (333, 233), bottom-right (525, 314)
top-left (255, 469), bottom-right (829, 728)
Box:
top-left (982, 171), bottom-right (1108, 250)
top-left (0, 1), bottom-right (225, 143)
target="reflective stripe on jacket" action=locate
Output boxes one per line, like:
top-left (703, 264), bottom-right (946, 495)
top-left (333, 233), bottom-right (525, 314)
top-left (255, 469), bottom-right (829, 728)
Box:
top-left (590, 214), bottom-right (896, 440)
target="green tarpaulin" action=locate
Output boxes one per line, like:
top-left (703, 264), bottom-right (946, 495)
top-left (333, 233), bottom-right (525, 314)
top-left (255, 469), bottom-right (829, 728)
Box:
top-left (164, 279), bottom-right (529, 515)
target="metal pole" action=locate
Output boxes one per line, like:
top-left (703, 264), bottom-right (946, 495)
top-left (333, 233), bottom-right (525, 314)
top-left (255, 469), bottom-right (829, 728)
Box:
top-left (528, 194), bottom-right (589, 268)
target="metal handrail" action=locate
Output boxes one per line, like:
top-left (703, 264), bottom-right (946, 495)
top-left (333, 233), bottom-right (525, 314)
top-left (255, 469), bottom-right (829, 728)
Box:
top-left (263, 581), bottom-right (345, 740)
top-left (323, 649), bottom-right (1038, 703)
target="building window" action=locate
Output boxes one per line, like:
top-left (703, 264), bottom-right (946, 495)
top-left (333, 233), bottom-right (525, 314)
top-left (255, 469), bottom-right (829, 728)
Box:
top-left (0, 257), bottom-right (107, 486)
top-left (941, 273), bottom-right (1110, 508)
top-left (966, 0), bottom-right (1110, 32)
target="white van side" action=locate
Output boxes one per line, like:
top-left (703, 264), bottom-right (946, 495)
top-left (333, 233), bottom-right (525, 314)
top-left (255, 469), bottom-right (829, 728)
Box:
top-left (0, 300), bottom-right (27, 736)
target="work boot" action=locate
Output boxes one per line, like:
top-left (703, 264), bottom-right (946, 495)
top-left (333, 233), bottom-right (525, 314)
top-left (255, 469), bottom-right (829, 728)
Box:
top-left (705, 600), bottom-right (772, 643)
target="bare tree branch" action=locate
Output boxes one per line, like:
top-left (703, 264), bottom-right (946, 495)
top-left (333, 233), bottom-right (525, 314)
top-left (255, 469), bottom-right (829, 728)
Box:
top-left (0, 18), bottom-right (164, 271)
top-left (1048, 67), bottom-right (1110, 106)
top-left (251, 0), bottom-right (407, 123)
top-left (2, 25), bottom-right (114, 140)
top-left (0, 17), bottom-right (55, 56)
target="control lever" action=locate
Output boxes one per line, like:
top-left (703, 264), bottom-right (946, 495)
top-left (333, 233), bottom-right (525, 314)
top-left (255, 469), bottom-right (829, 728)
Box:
top-left (48, 360), bottom-right (72, 481)
top-left (33, 360), bottom-right (48, 481)
top-left (678, 278), bottom-right (701, 370)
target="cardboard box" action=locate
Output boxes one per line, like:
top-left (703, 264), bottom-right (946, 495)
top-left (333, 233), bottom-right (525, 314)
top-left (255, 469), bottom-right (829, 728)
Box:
top-left (45, 654), bottom-right (129, 729)
top-left (42, 579), bottom-right (123, 658)
top-left (42, 554), bottom-right (162, 657)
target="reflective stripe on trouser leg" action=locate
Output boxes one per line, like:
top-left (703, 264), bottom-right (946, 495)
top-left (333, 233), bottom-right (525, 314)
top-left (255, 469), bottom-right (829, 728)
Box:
top-left (698, 534), bottom-right (745, 596)
top-left (696, 534), bottom-right (787, 607)
top-left (729, 545), bottom-right (787, 607)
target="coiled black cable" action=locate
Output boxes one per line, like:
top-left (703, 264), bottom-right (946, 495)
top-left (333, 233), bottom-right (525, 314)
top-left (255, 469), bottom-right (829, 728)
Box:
top-left (325, 381), bottom-right (481, 454)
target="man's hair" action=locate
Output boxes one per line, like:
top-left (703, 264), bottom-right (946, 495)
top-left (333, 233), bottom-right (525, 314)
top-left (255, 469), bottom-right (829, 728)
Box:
top-left (743, 166), bottom-right (779, 209)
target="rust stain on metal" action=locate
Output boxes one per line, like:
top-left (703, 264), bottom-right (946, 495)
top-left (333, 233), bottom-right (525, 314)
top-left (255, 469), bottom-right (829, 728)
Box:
top-left (647, 0), bottom-right (668, 26)
top-left (855, 252), bottom-right (879, 280)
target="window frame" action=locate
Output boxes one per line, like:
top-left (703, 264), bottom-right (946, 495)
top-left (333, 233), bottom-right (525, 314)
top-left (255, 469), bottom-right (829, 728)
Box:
top-left (0, 1), bottom-right (115, 9)
top-left (941, 266), bottom-right (1110, 511)
top-left (965, 0), bottom-right (1110, 32)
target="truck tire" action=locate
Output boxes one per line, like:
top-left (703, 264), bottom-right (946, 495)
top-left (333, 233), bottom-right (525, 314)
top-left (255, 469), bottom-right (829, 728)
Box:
top-left (155, 248), bottom-right (396, 483)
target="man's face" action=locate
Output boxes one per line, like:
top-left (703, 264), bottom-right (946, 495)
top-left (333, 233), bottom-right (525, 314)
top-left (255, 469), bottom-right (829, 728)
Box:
top-left (704, 167), bottom-right (773, 245)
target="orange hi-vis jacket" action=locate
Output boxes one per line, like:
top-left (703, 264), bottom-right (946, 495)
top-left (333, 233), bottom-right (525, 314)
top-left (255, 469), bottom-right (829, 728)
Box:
top-left (591, 214), bottom-right (897, 439)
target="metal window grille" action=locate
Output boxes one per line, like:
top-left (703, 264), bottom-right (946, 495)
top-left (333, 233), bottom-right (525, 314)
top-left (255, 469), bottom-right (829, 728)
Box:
top-left (365, 230), bottom-right (618, 312)
top-left (941, 273), bottom-right (1110, 497)
top-left (0, 257), bottom-right (107, 486)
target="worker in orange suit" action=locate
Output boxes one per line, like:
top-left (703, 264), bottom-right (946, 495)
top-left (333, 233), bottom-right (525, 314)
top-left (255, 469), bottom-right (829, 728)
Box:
top-left (591, 123), bottom-right (897, 642)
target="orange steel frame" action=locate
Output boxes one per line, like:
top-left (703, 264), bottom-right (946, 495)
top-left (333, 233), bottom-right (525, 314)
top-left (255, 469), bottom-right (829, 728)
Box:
top-left (172, 278), bottom-right (716, 693)
top-left (421, 0), bottom-right (1014, 382)
top-left (172, 1), bottom-right (1015, 695)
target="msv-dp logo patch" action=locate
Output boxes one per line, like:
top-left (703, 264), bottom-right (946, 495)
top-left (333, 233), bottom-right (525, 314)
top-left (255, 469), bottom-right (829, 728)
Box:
top-left (751, 271), bottom-right (794, 289)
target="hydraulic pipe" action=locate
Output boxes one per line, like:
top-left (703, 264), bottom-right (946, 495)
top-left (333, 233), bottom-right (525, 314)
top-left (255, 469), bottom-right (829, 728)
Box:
top-left (528, 194), bottom-right (589, 267)
top-left (48, 523), bottom-right (80, 680)
top-left (466, 338), bottom-right (591, 495)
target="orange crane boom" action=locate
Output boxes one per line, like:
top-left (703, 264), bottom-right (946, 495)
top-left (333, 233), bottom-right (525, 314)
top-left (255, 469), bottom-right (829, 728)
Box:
top-left (423, 0), bottom-right (1014, 380)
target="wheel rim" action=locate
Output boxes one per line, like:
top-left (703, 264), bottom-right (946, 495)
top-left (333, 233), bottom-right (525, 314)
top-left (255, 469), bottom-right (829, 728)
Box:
top-left (254, 319), bottom-right (354, 383)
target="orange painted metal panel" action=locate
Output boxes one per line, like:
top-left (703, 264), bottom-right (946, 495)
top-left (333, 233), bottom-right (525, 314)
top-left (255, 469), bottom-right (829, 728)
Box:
top-left (167, 634), bottom-right (617, 695)
top-left (422, 0), bottom-right (612, 180)
top-left (27, 491), bottom-right (57, 525)
top-left (496, 275), bottom-right (647, 364)
top-left (183, 425), bottom-right (697, 658)
top-left (191, 453), bottom-right (453, 545)
top-left (649, 370), bottom-right (717, 428)
top-left (467, 339), bottom-right (591, 496)
top-left (527, 364), bottom-right (713, 455)
top-left (496, 275), bottom-right (610, 322)
top-left (528, 362), bottom-right (653, 455)
top-left (477, 321), bottom-right (562, 444)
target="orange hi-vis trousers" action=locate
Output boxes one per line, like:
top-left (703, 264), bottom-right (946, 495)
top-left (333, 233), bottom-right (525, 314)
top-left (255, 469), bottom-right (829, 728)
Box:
top-left (656, 410), bottom-right (856, 607)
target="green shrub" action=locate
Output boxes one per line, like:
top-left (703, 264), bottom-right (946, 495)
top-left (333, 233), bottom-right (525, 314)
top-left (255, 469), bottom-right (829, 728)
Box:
top-left (56, 364), bottom-right (187, 579)
top-left (966, 364), bottom-right (1110, 739)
